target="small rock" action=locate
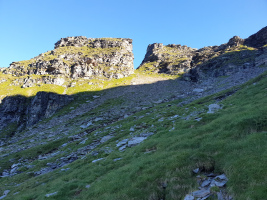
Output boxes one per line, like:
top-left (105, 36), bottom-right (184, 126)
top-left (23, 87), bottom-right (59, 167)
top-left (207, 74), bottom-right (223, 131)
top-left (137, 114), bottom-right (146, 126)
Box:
top-left (193, 88), bottom-right (204, 93)
top-left (1, 170), bottom-right (9, 177)
top-left (128, 137), bottom-right (146, 147)
top-left (91, 151), bottom-right (99, 156)
top-left (0, 190), bottom-right (10, 200)
top-left (80, 138), bottom-right (88, 144)
top-left (93, 95), bottom-right (100, 99)
top-left (210, 179), bottom-right (216, 187)
top-left (94, 117), bottom-right (103, 122)
top-left (158, 117), bottom-right (164, 122)
top-left (170, 115), bottom-right (179, 119)
top-left (80, 121), bottom-right (93, 129)
top-left (207, 173), bottom-right (217, 177)
top-left (100, 135), bottom-right (113, 143)
top-left (215, 180), bottom-right (227, 187)
top-left (119, 145), bottom-right (127, 151)
top-left (184, 194), bottom-right (194, 200)
top-left (11, 163), bottom-right (21, 169)
top-left (201, 179), bottom-right (211, 187)
top-left (195, 117), bottom-right (202, 121)
top-left (113, 158), bottom-right (122, 162)
top-left (45, 192), bottom-right (58, 197)
top-left (116, 139), bottom-right (128, 147)
top-left (207, 104), bottom-right (221, 114)
top-left (153, 100), bottom-right (163, 104)
top-left (192, 189), bottom-right (210, 198)
top-left (139, 132), bottom-right (154, 137)
top-left (129, 127), bottom-right (135, 131)
top-left (215, 174), bottom-right (228, 181)
top-left (193, 168), bottom-right (200, 174)
top-left (214, 174), bottom-right (228, 187)
top-left (13, 192), bottom-right (20, 195)
top-left (103, 147), bottom-right (113, 154)
top-left (92, 158), bottom-right (104, 163)
top-left (61, 143), bottom-right (68, 147)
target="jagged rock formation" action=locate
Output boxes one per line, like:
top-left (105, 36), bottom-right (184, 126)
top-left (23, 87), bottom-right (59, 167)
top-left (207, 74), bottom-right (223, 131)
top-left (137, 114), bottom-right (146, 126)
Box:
top-left (0, 92), bottom-right (73, 136)
top-left (2, 37), bottom-right (134, 81)
top-left (138, 26), bottom-right (267, 81)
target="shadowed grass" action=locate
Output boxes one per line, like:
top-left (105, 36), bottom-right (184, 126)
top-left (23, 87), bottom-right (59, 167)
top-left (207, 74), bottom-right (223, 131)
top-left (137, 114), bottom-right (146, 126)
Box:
top-left (0, 72), bottom-right (267, 200)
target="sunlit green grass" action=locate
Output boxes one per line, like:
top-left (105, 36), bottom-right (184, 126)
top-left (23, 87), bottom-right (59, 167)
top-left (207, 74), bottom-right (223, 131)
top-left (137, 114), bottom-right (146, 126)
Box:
top-left (0, 71), bottom-right (266, 199)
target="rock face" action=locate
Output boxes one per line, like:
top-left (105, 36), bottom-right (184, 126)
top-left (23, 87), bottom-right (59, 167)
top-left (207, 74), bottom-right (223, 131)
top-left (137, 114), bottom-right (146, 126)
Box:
top-left (2, 37), bottom-right (134, 80)
top-left (244, 26), bottom-right (267, 48)
top-left (0, 92), bottom-right (73, 135)
top-left (138, 43), bottom-right (196, 74)
top-left (138, 26), bottom-right (267, 82)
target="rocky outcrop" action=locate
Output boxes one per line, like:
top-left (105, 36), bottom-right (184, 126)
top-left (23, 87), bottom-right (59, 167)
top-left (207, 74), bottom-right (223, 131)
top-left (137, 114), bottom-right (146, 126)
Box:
top-left (244, 26), bottom-right (267, 48)
top-left (0, 92), bottom-right (73, 136)
top-left (138, 43), bottom-right (196, 74)
top-left (2, 37), bottom-right (134, 81)
top-left (26, 92), bottom-right (73, 126)
top-left (138, 26), bottom-right (267, 81)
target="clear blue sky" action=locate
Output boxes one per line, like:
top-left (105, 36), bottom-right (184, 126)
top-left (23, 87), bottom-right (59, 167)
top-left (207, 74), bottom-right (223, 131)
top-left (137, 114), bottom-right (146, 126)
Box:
top-left (0, 0), bottom-right (266, 68)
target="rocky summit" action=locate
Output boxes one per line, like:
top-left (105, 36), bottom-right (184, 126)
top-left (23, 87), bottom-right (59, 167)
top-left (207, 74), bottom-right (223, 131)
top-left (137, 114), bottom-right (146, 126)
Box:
top-left (0, 27), bottom-right (267, 200)
top-left (2, 36), bottom-right (134, 81)
top-left (138, 26), bottom-right (267, 82)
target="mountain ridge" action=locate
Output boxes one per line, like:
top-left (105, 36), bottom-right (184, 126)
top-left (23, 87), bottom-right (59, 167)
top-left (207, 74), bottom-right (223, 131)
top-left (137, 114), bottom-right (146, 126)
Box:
top-left (138, 26), bottom-right (267, 81)
top-left (0, 26), bottom-right (267, 200)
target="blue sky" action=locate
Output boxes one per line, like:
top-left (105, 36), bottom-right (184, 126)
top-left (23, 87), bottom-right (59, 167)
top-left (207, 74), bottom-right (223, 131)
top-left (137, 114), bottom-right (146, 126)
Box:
top-left (0, 0), bottom-right (266, 68)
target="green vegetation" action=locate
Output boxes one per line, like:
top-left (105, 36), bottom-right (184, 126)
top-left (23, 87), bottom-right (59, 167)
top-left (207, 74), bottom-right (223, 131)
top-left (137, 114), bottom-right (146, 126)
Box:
top-left (0, 122), bottom-right (18, 139)
top-left (224, 45), bottom-right (256, 52)
top-left (137, 61), bottom-right (159, 73)
top-left (195, 45), bottom-right (259, 68)
top-left (14, 59), bottom-right (36, 67)
top-left (0, 74), bottom-right (65, 98)
top-left (0, 70), bottom-right (267, 199)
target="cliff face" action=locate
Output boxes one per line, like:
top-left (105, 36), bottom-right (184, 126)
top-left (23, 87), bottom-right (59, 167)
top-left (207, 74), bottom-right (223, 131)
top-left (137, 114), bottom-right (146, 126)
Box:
top-left (138, 26), bottom-right (267, 81)
top-left (2, 37), bottom-right (134, 80)
top-left (0, 92), bottom-right (73, 135)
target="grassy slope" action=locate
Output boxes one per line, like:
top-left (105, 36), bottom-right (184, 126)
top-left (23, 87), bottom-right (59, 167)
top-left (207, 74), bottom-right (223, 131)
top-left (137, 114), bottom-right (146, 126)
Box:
top-left (0, 71), bottom-right (266, 199)
top-left (0, 70), bottom-right (179, 98)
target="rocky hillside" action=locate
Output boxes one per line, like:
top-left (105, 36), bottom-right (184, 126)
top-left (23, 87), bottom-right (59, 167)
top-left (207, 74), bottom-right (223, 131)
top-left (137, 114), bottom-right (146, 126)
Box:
top-left (0, 27), bottom-right (267, 200)
top-left (0, 37), bottom-right (135, 140)
top-left (138, 26), bottom-right (267, 81)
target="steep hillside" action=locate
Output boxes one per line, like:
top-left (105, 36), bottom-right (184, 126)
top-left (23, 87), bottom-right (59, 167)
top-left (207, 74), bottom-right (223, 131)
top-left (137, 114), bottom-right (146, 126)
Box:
top-left (0, 70), bottom-right (266, 200)
top-left (0, 27), bottom-right (267, 200)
